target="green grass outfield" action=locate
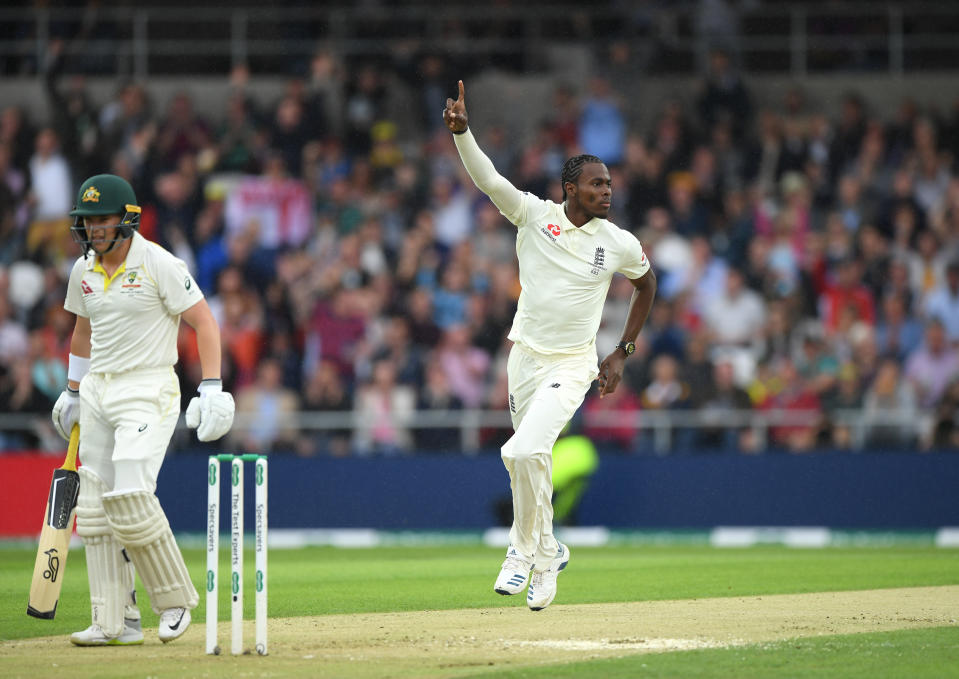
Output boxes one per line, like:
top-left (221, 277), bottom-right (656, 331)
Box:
top-left (2, 544), bottom-right (958, 677)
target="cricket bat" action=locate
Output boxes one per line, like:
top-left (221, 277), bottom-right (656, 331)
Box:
top-left (27, 424), bottom-right (81, 619)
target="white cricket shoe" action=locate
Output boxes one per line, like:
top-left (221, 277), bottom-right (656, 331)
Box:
top-left (158, 607), bottom-right (191, 643)
top-left (526, 543), bottom-right (570, 611)
top-left (70, 620), bottom-right (144, 646)
top-left (494, 545), bottom-right (534, 595)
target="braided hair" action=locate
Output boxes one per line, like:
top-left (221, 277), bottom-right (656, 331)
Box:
top-left (561, 154), bottom-right (604, 200)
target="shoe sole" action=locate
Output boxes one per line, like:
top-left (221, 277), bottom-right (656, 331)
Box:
top-left (70, 637), bottom-right (144, 646)
top-left (159, 630), bottom-right (188, 644)
top-left (495, 587), bottom-right (522, 596)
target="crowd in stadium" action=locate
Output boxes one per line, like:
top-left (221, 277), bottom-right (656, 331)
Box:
top-left (1, 40), bottom-right (958, 456)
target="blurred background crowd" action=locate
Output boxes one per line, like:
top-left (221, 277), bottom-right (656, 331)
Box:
top-left (1, 0), bottom-right (958, 456)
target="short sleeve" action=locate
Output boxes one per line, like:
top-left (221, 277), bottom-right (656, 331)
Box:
top-left (64, 257), bottom-right (88, 317)
top-left (154, 251), bottom-right (204, 315)
top-left (617, 230), bottom-right (652, 279)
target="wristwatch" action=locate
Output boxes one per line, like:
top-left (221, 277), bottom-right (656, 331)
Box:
top-left (616, 340), bottom-right (636, 358)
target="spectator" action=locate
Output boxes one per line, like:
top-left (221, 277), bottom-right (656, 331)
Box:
top-left (923, 258), bottom-right (959, 342)
top-left (432, 262), bottom-right (470, 329)
top-left (819, 257), bottom-right (876, 334)
top-left (0, 105), bottom-right (35, 171)
top-left (154, 91), bottom-right (211, 171)
top-left (0, 356), bottom-right (52, 450)
top-left (215, 92), bottom-right (264, 174)
top-left (930, 378), bottom-right (959, 449)
top-left (667, 170), bottom-right (709, 237)
top-left (697, 47), bottom-right (751, 142)
top-left (353, 357), bottom-right (415, 455)
top-left (0, 292), bottom-right (28, 370)
top-left (26, 127), bottom-right (73, 261)
top-left (415, 360), bottom-right (464, 452)
top-left (578, 76), bottom-right (626, 165)
top-left (370, 314), bottom-right (424, 387)
top-left (904, 319), bottom-right (959, 409)
top-left (695, 357), bottom-right (752, 451)
top-left (875, 292), bottom-right (923, 361)
top-left (640, 354), bottom-right (693, 451)
top-left (297, 359), bottom-right (352, 457)
top-left (232, 357), bottom-right (300, 454)
top-left (703, 267), bottom-right (766, 363)
top-left (434, 324), bottom-right (490, 409)
top-left (343, 63), bottom-right (386, 157)
top-left (430, 174), bottom-right (473, 250)
top-left (861, 357), bottom-right (918, 449)
top-left (761, 358), bottom-right (822, 453)
top-left (270, 95), bottom-right (312, 178)
top-left (42, 41), bottom-right (101, 178)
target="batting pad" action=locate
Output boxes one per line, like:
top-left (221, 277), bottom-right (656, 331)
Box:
top-left (78, 467), bottom-right (129, 636)
top-left (102, 490), bottom-right (199, 614)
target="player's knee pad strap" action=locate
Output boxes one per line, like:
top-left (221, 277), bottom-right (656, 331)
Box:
top-left (102, 490), bottom-right (198, 613)
top-left (76, 467), bottom-right (111, 538)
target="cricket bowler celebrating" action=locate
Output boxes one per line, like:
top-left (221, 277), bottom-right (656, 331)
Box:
top-left (52, 174), bottom-right (235, 645)
top-left (444, 81), bottom-right (656, 610)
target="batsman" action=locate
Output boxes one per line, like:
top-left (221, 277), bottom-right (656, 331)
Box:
top-left (52, 173), bottom-right (235, 646)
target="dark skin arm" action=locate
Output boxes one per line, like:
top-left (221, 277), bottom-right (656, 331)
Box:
top-left (597, 268), bottom-right (657, 397)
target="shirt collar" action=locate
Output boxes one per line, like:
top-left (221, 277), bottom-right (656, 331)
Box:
top-left (560, 202), bottom-right (603, 235)
top-left (578, 218), bottom-right (603, 235)
top-left (125, 231), bottom-right (147, 267)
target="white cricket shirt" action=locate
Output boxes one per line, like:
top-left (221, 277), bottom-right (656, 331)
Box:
top-left (64, 231), bottom-right (204, 373)
top-left (454, 130), bottom-right (650, 355)
top-left (504, 194), bottom-right (650, 354)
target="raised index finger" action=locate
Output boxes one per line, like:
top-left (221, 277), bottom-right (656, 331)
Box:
top-left (457, 79), bottom-right (465, 103)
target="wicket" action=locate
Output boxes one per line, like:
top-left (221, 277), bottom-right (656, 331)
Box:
top-left (206, 454), bottom-right (268, 656)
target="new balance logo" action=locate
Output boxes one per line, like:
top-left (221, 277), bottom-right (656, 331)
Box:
top-left (550, 383), bottom-right (560, 388)
top-left (509, 394), bottom-right (516, 413)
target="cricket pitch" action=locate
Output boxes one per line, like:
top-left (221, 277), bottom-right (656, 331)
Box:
top-left (2, 585), bottom-right (957, 678)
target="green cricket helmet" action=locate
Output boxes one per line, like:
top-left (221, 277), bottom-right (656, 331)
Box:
top-left (69, 174), bottom-right (142, 256)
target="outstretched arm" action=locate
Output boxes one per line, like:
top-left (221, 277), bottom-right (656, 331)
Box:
top-left (443, 80), bottom-right (524, 220)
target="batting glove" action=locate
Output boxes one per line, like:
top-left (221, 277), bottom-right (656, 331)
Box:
top-left (186, 379), bottom-right (235, 442)
top-left (52, 387), bottom-right (81, 441)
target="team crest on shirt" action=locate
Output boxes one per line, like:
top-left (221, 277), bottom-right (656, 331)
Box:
top-left (81, 186), bottom-right (100, 203)
top-left (590, 247), bottom-right (606, 275)
top-left (122, 271), bottom-right (141, 289)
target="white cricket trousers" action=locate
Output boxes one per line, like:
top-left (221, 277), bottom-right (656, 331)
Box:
top-left (501, 343), bottom-right (596, 567)
top-left (78, 366), bottom-right (181, 492)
